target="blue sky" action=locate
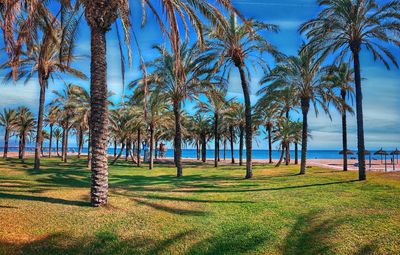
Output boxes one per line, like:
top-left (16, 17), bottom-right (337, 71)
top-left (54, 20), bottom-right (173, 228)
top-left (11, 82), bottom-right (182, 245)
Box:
top-left (0, 0), bottom-right (399, 150)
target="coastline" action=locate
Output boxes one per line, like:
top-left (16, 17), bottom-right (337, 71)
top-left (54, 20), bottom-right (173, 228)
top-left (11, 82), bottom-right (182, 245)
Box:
top-left (1, 151), bottom-right (398, 172)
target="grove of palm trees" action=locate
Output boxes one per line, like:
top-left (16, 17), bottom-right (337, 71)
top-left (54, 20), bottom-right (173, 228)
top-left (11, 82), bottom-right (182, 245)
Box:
top-left (0, 0), bottom-right (399, 254)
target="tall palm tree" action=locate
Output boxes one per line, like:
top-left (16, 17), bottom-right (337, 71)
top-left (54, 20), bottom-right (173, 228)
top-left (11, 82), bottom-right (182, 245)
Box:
top-left (300, 0), bottom-right (400, 180)
top-left (53, 128), bottom-right (62, 157)
top-left (0, 108), bottom-right (17, 159)
top-left (1, 6), bottom-right (85, 170)
top-left (322, 63), bottom-right (354, 171)
top-left (15, 107), bottom-right (35, 161)
top-left (260, 46), bottom-right (330, 174)
top-left (196, 85), bottom-right (230, 167)
top-left (207, 14), bottom-right (281, 178)
top-left (273, 119), bottom-right (299, 167)
top-left (147, 43), bottom-right (214, 177)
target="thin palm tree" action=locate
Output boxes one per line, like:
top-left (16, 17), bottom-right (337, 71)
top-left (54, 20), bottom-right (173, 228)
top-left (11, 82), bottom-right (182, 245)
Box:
top-left (53, 128), bottom-right (62, 157)
top-left (0, 108), bottom-right (17, 159)
top-left (207, 14), bottom-right (281, 178)
top-left (260, 46), bottom-right (330, 174)
top-left (196, 85), bottom-right (230, 167)
top-left (145, 43), bottom-right (214, 177)
top-left (300, 0), bottom-right (400, 180)
top-left (15, 107), bottom-right (35, 161)
top-left (322, 63), bottom-right (355, 171)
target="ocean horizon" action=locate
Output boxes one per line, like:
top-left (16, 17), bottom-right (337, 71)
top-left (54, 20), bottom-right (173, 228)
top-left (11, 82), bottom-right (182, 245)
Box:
top-left (1, 147), bottom-right (370, 160)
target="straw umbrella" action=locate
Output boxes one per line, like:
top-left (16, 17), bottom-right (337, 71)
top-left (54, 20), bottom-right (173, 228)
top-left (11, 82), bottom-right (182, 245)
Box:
top-left (391, 148), bottom-right (400, 164)
top-left (390, 148), bottom-right (400, 171)
top-left (374, 148), bottom-right (388, 172)
top-left (365, 150), bottom-right (371, 169)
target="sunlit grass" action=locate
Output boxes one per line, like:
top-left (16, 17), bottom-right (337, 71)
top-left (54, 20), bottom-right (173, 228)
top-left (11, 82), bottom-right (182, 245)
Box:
top-left (0, 157), bottom-right (399, 254)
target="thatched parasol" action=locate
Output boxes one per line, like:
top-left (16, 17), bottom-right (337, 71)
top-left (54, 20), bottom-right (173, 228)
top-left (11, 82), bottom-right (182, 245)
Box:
top-left (374, 148), bottom-right (389, 172)
top-left (365, 150), bottom-right (372, 168)
top-left (339, 149), bottom-right (354, 155)
top-left (390, 148), bottom-right (400, 164)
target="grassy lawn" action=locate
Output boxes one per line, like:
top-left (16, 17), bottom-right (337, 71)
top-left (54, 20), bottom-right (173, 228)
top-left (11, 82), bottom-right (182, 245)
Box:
top-left (0, 157), bottom-right (400, 255)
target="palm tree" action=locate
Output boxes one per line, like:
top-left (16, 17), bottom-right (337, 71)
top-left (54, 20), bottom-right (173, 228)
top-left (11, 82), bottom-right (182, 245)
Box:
top-left (1, 6), bottom-right (85, 170)
top-left (53, 128), bottom-right (62, 157)
top-left (15, 107), bottom-right (35, 161)
top-left (45, 109), bottom-right (59, 158)
top-left (147, 43), bottom-right (214, 177)
top-left (260, 46), bottom-right (330, 174)
top-left (322, 63), bottom-right (354, 171)
top-left (207, 14), bottom-right (281, 178)
top-left (0, 108), bottom-right (17, 159)
top-left (225, 102), bottom-right (246, 166)
top-left (196, 85), bottom-right (230, 167)
top-left (300, 0), bottom-right (400, 180)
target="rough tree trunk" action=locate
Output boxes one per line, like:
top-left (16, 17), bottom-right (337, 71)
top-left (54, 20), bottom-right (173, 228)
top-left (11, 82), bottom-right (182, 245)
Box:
top-left (111, 142), bottom-right (125, 165)
top-left (137, 130), bottom-right (141, 167)
top-left (237, 65), bottom-right (252, 179)
top-left (174, 100), bottom-right (183, 177)
top-left (89, 26), bottom-right (109, 207)
top-left (78, 128), bottom-right (83, 158)
top-left (34, 79), bottom-right (46, 170)
top-left (239, 126), bottom-right (244, 166)
top-left (268, 124), bottom-right (273, 164)
top-left (87, 129), bottom-right (92, 168)
top-left (341, 89), bottom-right (348, 171)
top-left (214, 113), bottom-right (218, 168)
top-left (295, 142), bottom-right (299, 165)
top-left (276, 144), bottom-right (285, 167)
top-left (300, 98), bottom-right (310, 175)
top-left (149, 124), bottom-right (154, 170)
top-left (48, 124), bottom-right (53, 158)
top-left (3, 129), bottom-right (9, 159)
top-left (230, 126), bottom-right (235, 164)
top-left (352, 48), bottom-right (366, 180)
top-left (201, 133), bottom-right (206, 163)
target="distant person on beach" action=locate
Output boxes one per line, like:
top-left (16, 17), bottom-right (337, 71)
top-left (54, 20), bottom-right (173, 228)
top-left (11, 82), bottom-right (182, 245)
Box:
top-left (159, 143), bottom-right (166, 158)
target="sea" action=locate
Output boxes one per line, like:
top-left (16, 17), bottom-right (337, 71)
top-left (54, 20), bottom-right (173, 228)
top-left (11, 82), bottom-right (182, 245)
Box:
top-left (1, 147), bottom-right (352, 160)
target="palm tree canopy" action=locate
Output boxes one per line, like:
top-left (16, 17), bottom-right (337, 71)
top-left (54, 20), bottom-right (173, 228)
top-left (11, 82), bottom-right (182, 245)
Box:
top-left (300, 0), bottom-right (400, 68)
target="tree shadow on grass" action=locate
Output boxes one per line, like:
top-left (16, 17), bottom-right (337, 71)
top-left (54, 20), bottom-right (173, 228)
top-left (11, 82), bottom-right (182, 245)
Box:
top-left (131, 197), bottom-right (208, 216)
top-left (0, 230), bottom-right (195, 255)
top-left (186, 225), bottom-right (274, 255)
top-left (0, 192), bottom-right (90, 207)
top-left (140, 194), bottom-right (255, 204)
top-left (282, 211), bottom-right (380, 255)
top-left (171, 180), bottom-right (359, 194)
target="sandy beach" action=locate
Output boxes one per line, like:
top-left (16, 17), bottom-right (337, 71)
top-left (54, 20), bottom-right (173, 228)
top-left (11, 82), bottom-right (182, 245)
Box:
top-left (2, 151), bottom-right (398, 172)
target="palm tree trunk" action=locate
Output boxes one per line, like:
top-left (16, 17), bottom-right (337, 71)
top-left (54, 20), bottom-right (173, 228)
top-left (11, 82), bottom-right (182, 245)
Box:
top-left (89, 26), bottom-right (109, 207)
top-left (214, 113), bottom-right (218, 168)
top-left (21, 134), bottom-right (26, 161)
top-left (125, 139), bottom-right (129, 161)
top-left (201, 133), bottom-right (206, 162)
top-left (137, 130), bottom-right (141, 167)
top-left (173, 100), bottom-right (183, 177)
top-left (223, 137), bottom-right (227, 161)
top-left (18, 132), bottom-right (23, 159)
top-left (48, 124), bottom-right (53, 158)
top-left (64, 125), bottom-right (69, 163)
top-left (230, 126), bottom-right (235, 164)
top-left (3, 129), bottom-right (9, 159)
top-left (268, 124), bottom-right (273, 164)
top-left (341, 89), bottom-right (348, 171)
top-left (196, 141), bottom-right (200, 160)
top-left (237, 65), bottom-right (252, 178)
top-left (113, 139), bottom-right (117, 158)
top-left (62, 123), bottom-right (68, 162)
top-left (34, 79), bottom-right (46, 170)
top-left (149, 124), bottom-right (154, 170)
top-left (295, 142), bottom-right (299, 165)
top-left (239, 125), bottom-right (244, 166)
top-left (87, 129), bottom-right (92, 168)
top-left (111, 142), bottom-right (125, 165)
top-left (352, 50), bottom-right (366, 180)
top-left (56, 137), bottom-right (60, 157)
top-left (276, 144), bottom-right (285, 167)
top-left (285, 142), bottom-right (290, 166)
top-left (78, 128), bottom-right (83, 159)
top-left (155, 139), bottom-right (158, 160)
top-left (300, 98), bottom-right (309, 175)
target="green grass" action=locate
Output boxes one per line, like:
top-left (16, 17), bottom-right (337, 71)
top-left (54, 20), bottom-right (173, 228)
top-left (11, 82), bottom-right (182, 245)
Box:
top-left (1, 157), bottom-right (400, 255)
